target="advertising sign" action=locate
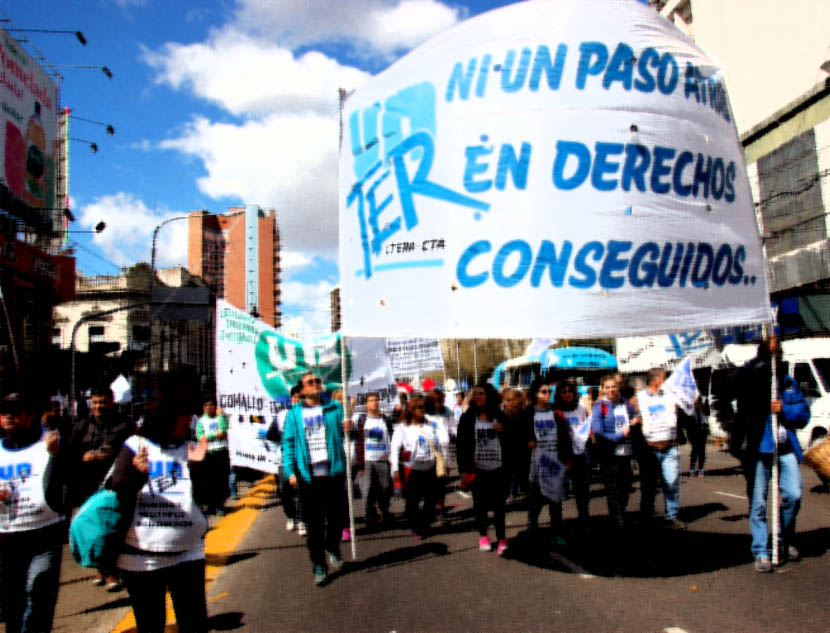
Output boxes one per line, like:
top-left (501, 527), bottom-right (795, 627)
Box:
top-left (0, 28), bottom-right (59, 210)
top-left (339, 0), bottom-right (771, 338)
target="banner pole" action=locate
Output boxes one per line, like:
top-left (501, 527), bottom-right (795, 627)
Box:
top-left (766, 324), bottom-right (780, 567)
top-left (339, 332), bottom-right (357, 560)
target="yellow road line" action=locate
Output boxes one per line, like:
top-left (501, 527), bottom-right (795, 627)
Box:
top-left (111, 475), bottom-right (276, 633)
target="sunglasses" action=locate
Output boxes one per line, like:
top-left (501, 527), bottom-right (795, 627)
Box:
top-left (538, 388), bottom-right (551, 394)
top-left (303, 378), bottom-right (322, 386)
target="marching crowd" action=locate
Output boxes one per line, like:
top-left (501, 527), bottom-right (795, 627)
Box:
top-left (279, 334), bottom-right (811, 586)
top-left (0, 334), bottom-right (813, 631)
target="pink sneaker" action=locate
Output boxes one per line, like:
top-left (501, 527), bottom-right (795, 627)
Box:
top-left (479, 536), bottom-right (491, 552)
top-left (496, 539), bottom-right (508, 556)
top-left (342, 528), bottom-right (351, 542)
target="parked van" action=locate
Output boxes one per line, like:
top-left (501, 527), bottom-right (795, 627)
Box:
top-left (710, 337), bottom-right (830, 455)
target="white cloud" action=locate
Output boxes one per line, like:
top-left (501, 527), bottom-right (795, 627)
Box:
top-left (280, 250), bottom-right (314, 274)
top-left (280, 279), bottom-right (336, 339)
top-left (231, 0), bottom-right (462, 59)
top-left (143, 31), bottom-right (369, 117)
top-left (78, 192), bottom-right (188, 269)
top-left (159, 113), bottom-right (340, 254)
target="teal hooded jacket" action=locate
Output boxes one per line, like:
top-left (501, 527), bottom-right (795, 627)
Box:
top-left (281, 400), bottom-right (346, 483)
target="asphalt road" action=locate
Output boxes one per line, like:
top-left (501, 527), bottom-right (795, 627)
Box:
top-left (208, 446), bottom-right (830, 633)
top-left (10, 445), bottom-right (830, 633)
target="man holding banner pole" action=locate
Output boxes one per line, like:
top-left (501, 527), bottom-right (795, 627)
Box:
top-left (282, 371), bottom-right (352, 586)
top-left (729, 336), bottom-right (810, 572)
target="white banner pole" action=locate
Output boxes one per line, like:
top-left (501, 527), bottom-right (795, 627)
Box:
top-left (340, 334), bottom-right (357, 561)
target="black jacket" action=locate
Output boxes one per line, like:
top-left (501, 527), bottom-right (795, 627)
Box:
top-left (456, 408), bottom-right (509, 474)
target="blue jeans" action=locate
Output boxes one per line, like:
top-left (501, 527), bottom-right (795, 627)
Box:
top-left (639, 445), bottom-right (680, 521)
top-left (750, 452), bottom-right (802, 560)
top-left (0, 522), bottom-right (65, 633)
top-left (656, 445), bottom-right (680, 520)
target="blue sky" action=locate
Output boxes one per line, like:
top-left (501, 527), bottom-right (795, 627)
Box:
top-left (1, 0), bottom-right (518, 338)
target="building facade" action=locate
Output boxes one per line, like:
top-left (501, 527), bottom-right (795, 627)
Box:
top-left (52, 263), bottom-right (214, 394)
top-left (659, 0), bottom-right (830, 336)
top-left (188, 205), bottom-right (281, 327)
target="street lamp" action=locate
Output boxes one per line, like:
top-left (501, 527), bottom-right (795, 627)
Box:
top-left (70, 137), bottom-right (99, 153)
top-left (68, 114), bottom-right (115, 136)
top-left (150, 215), bottom-right (190, 273)
top-left (4, 27), bottom-right (87, 46)
top-left (42, 64), bottom-right (112, 78)
top-left (63, 221), bottom-right (106, 234)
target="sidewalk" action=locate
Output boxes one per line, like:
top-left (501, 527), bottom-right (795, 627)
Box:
top-left (0, 476), bottom-right (277, 633)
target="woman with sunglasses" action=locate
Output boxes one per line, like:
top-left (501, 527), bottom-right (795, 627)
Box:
top-left (282, 371), bottom-right (350, 586)
top-left (390, 395), bottom-right (448, 539)
top-left (523, 378), bottom-right (573, 547)
top-left (552, 378), bottom-right (591, 532)
top-left (457, 382), bottom-right (510, 554)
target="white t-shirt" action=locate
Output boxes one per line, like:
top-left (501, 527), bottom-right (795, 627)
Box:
top-left (532, 409), bottom-right (559, 456)
top-left (473, 418), bottom-right (502, 471)
top-left (302, 405), bottom-right (329, 476)
top-left (355, 414), bottom-right (390, 462)
top-left (638, 389), bottom-right (678, 444)
top-left (390, 422), bottom-right (448, 472)
top-left (119, 436), bottom-right (207, 572)
top-left (613, 403), bottom-right (633, 456)
top-left (561, 404), bottom-right (590, 455)
top-left (0, 434), bottom-right (63, 533)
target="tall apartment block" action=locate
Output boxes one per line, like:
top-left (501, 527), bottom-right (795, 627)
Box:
top-left (187, 205), bottom-right (281, 327)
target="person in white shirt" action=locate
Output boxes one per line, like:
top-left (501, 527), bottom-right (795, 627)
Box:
top-left (353, 393), bottom-right (394, 526)
top-left (390, 395), bottom-right (448, 539)
top-left (634, 367), bottom-right (682, 527)
top-left (425, 389), bottom-right (454, 522)
top-left (267, 386), bottom-right (304, 534)
top-left (111, 376), bottom-right (209, 633)
top-left (0, 392), bottom-right (65, 633)
top-left (550, 379), bottom-right (590, 533)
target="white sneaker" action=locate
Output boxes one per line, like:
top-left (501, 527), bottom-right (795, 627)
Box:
top-left (297, 522), bottom-right (307, 536)
top-left (285, 519), bottom-right (295, 531)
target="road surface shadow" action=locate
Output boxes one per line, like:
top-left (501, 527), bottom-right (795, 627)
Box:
top-left (332, 541), bottom-right (450, 578)
top-left (505, 521), bottom-right (830, 578)
top-left (208, 611), bottom-right (245, 631)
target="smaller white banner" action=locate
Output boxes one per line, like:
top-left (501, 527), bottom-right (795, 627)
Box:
top-left (228, 418), bottom-right (280, 474)
top-left (385, 338), bottom-right (445, 378)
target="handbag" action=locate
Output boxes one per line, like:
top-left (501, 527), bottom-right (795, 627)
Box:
top-left (69, 439), bottom-right (142, 569)
top-left (422, 433), bottom-right (447, 478)
top-left (69, 488), bottom-right (124, 568)
top-left (803, 435), bottom-right (830, 480)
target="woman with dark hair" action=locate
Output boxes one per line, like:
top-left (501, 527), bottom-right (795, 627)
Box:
top-left (111, 377), bottom-right (209, 633)
top-left (390, 395), bottom-right (448, 539)
top-left (457, 382), bottom-right (510, 555)
top-left (523, 377), bottom-right (573, 547)
top-left (0, 391), bottom-right (65, 633)
top-left (553, 378), bottom-right (591, 531)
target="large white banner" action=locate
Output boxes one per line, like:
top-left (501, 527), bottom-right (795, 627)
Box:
top-left (339, 0), bottom-right (771, 338)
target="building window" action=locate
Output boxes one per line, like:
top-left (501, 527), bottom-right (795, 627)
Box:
top-left (757, 129), bottom-right (825, 258)
top-left (88, 325), bottom-right (105, 343)
top-left (51, 328), bottom-right (61, 345)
